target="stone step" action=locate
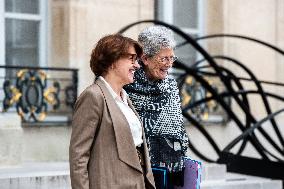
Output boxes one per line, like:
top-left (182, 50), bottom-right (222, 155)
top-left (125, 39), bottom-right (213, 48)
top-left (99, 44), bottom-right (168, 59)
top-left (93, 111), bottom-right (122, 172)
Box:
top-left (201, 163), bottom-right (282, 189)
top-left (202, 163), bottom-right (227, 181)
top-left (201, 178), bottom-right (282, 189)
top-left (0, 175), bottom-right (71, 189)
top-left (0, 162), bottom-right (70, 189)
top-left (0, 162), bottom-right (282, 189)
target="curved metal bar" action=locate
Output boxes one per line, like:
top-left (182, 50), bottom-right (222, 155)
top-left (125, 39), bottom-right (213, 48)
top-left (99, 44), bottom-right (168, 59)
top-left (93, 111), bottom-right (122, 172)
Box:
top-left (181, 66), bottom-right (284, 87)
top-left (212, 56), bottom-right (284, 149)
top-left (177, 74), bottom-right (222, 161)
top-left (223, 108), bottom-right (284, 158)
top-left (180, 69), bottom-right (284, 160)
top-left (197, 61), bottom-right (276, 158)
top-left (192, 68), bottom-right (284, 87)
top-left (203, 65), bottom-right (251, 156)
top-left (193, 55), bottom-right (284, 154)
top-left (183, 112), bottom-right (219, 162)
top-left (176, 60), bottom-right (269, 160)
top-left (177, 63), bottom-right (251, 159)
top-left (197, 64), bottom-right (280, 159)
top-left (179, 64), bottom-right (252, 155)
top-left (185, 90), bottom-right (284, 110)
top-left (119, 19), bottom-right (270, 159)
top-left (187, 139), bottom-right (214, 162)
top-left (195, 34), bottom-right (284, 56)
top-left (177, 34), bottom-right (284, 56)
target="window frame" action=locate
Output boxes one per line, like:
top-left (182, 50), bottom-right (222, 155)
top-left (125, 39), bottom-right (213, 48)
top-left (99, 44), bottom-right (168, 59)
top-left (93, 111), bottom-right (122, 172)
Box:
top-left (155, 0), bottom-right (205, 34)
top-left (155, 0), bottom-right (206, 59)
top-left (0, 0), bottom-right (48, 67)
top-left (0, 3), bottom-right (4, 66)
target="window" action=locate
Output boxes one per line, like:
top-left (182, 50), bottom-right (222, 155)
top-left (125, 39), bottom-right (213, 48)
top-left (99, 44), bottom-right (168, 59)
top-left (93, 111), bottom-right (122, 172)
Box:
top-left (0, 0), bottom-right (47, 68)
top-left (155, 0), bottom-right (205, 66)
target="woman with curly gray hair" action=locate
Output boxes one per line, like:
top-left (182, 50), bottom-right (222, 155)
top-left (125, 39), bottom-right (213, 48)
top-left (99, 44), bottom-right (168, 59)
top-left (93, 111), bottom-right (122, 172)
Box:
top-left (125, 26), bottom-right (189, 188)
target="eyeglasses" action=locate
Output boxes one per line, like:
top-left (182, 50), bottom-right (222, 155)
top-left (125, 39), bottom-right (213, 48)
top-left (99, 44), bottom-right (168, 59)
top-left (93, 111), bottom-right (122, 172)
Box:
top-left (123, 53), bottom-right (138, 64)
top-left (154, 55), bottom-right (178, 64)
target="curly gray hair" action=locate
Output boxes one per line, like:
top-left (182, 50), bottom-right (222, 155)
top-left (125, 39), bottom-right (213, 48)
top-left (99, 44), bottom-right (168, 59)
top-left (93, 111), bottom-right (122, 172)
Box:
top-left (138, 25), bottom-right (176, 57)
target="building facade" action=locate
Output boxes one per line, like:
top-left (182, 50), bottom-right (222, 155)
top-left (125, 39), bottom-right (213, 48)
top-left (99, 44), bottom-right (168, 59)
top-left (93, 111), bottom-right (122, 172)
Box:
top-left (1, 0), bottom-right (284, 168)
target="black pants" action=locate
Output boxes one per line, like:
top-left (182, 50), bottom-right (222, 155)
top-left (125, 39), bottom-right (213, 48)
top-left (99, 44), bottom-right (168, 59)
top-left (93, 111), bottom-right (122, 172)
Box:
top-left (153, 168), bottom-right (184, 189)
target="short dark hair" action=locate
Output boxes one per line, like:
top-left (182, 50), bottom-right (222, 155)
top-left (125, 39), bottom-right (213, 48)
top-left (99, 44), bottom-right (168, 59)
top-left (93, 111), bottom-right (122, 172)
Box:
top-left (90, 34), bottom-right (142, 76)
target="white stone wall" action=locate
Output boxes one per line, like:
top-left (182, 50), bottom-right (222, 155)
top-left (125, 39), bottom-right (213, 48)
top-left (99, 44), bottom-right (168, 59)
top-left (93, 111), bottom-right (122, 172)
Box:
top-left (0, 113), bottom-right (71, 166)
top-left (21, 126), bottom-right (72, 162)
top-left (0, 0), bottom-right (154, 165)
top-left (51, 0), bottom-right (154, 94)
top-left (2, 0), bottom-right (284, 166)
top-left (0, 114), bottom-right (22, 166)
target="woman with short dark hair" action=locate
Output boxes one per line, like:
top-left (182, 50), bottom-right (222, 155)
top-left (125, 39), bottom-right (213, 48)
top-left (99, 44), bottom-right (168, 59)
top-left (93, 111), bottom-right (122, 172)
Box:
top-left (70, 34), bottom-right (156, 189)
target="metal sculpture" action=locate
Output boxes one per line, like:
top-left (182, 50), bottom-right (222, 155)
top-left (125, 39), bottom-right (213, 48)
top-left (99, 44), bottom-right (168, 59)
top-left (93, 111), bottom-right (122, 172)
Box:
top-left (118, 20), bottom-right (284, 180)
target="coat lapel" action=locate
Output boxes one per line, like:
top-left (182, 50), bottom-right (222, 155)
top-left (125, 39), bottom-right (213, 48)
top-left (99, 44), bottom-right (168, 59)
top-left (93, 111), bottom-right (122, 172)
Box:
top-left (96, 79), bottom-right (142, 173)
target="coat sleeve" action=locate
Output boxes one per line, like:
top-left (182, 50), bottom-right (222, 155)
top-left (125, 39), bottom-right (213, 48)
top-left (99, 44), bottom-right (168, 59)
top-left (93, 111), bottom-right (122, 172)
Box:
top-left (69, 87), bottom-right (102, 189)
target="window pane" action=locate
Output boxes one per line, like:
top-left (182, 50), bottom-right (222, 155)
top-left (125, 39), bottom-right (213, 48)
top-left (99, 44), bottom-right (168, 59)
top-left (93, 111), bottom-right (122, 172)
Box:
top-left (173, 0), bottom-right (198, 28)
top-left (155, 0), bottom-right (164, 20)
top-left (5, 0), bottom-right (39, 14)
top-left (174, 34), bottom-right (198, 66)
top-left (5, 19), bottom-right (39, 69)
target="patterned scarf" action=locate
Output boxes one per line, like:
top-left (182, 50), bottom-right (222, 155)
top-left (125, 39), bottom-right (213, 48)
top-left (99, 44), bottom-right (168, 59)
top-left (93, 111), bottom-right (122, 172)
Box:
top-left (124, 68), bottom-right (189, 172)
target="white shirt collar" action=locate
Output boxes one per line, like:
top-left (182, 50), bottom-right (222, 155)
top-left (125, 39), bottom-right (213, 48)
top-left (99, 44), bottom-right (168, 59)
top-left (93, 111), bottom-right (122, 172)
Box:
top-left (98, 76), bottom-right (142, 147)
top-left (98, 76), bottom-right (128, 104)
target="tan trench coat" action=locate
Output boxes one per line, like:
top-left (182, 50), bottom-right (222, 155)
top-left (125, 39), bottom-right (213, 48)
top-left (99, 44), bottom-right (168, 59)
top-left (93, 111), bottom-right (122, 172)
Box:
top-left (69, 78), bottom-right (156, 189)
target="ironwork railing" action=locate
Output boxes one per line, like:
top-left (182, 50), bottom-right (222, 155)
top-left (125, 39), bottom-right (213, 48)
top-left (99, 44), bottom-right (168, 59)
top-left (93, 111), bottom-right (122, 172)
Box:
top-left (119, 20), bottom-right (284, 181)
top-left (0, 65), bottom-right (78, 125)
